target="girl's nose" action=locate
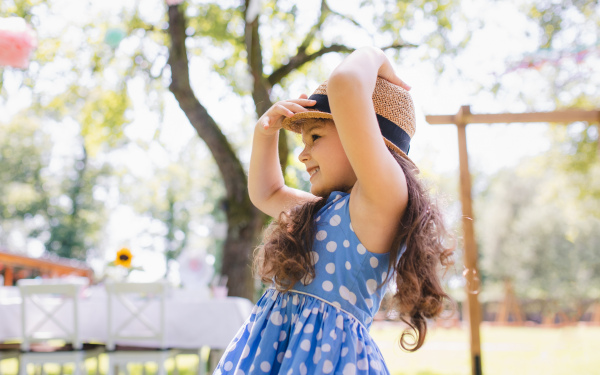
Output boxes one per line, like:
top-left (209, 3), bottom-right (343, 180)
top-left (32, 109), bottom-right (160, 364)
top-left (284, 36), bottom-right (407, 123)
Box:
top-left (298, 146), bottom-right (310, 163)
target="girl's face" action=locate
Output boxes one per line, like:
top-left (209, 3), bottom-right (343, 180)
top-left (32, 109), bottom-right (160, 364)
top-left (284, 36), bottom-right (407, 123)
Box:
top-left (299, 119), bottom-right (357, 197)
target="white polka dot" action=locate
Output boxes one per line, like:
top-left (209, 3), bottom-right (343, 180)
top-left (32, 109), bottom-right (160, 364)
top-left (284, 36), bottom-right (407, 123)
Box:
top-left (270, 311), bottom-right (283, 325)
top-left (322, 343), bottom-right (331, 352)
top-left (285, 350), bottom-right (292, 358)
top-left (326, 263), bottom-right (335, 273)
top-left (311, 251), bottom-right (319, 264)
top-left (357, 341), bottom-right (364, 354)
top-left (282, 298), bottom-right (288, 308)
top-left (343, 332), bottom-right (347, 342)
top-left (301, 273), bottom-right (313, 285)
top-left (287, 370), bottom-right (292, 375)
top-left (371, 360), bottom-right (382, 370)
top-left (312, 307), bottom-right (319, 314)
top-left (329, 215), bottom-right (341, 226)
top-left (343, 240), bottom-right (350, 247)
top-left (336, 315), bottom-right (343, 329)
top-left (316, 215), bottom-right (321, 221)
top-left (323, 360), bottom-right (334, 373)
top-left (348, 292), bottom-right (357, 305)
top-left (317, 328), bottom-right (323, 340)
top-left (335, 200), bottom-right (346, 210)
top-left (241, 345), bottom-right (250, 358)
top-left (260, 361), bottom-right (271, 372)
top-left (341, 347), bottom-right (349, 357)
top-left (330, 330), bottom-right (337, 340)
top-left (357, 244), bottom-right (367, 255)
top-left (339, 285), bottom-right (350, 299)
top-left (313, 347), bottom-right (321, 364)
top-left (322, 280), bottom-right (333, 291)
top-left (235, 370), bottom-right (245, 375)
top-left (273, 341), bottom-right (279, 350)
top-left (303, 309), bottom-right (311, 318)
top-left (279, 331), bottom-right (287, 341)
top-left (293, 295), bottom-right (299, 305)
top-left (300, 339), bottom-right (311, 351)
top-left (283, 315), bottom-right (288, 324)
top-left (215, 370), bottom-right (222, 375)
top-left (300, 363), bottom-right (307, 375)
top-left (333, 194), bottom-right (342, 201)
top-left (249, 365), bottom-right (254, 372)
top-left (382, 271), bottom-right (388, 282)
top-left (366, 345), bottom-right (374, 355)
top-left (332, 301), bottom-right (341, 309)
top-left (349, 222), bottom-right (354, 232)
top-left (224, 362), bottom-right (233, 371)
top-left (345, 261), bottom-right (351, 270)
top-left (326, 241), bottom-right (337, 252)
top-left (294, 322), bottom-right (304, 335)
top-left (257, 347), bottom-right (261, 356)
top-left (366, 279), bottom-right (377, 294)
top-left (316, 230), bottom-right (327, 240)
top-left (304, 323), bottom-right (314, 333)
top-left (343, 363), bottom-right (356, 375)
top-left (370, 257), bottom-right (379, 268)
top-left (365, 316), bottom-right (372, 324)
top-left (365, 298), bottom-right (373, 308)
top-left (277, 352), bottom-right (284, 363)
top-left (357, 358), bottom-right (368, 370)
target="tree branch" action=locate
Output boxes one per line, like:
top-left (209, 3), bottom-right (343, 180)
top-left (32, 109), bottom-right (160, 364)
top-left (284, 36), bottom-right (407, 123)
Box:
top-left (268, 44), bottom-right (354, 86)
top-left (166, 4), bottom-right (247, 205)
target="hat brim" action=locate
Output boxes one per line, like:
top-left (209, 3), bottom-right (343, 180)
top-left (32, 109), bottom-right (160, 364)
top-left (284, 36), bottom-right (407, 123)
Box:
top-left (281, 110), bottom-right (419, 174)
top-left (281, 110), bottom-right (333, 133)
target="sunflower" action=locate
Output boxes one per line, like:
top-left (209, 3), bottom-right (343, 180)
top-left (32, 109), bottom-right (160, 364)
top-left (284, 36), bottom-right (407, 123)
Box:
top-left (115, 248), bottom-right (133, 268)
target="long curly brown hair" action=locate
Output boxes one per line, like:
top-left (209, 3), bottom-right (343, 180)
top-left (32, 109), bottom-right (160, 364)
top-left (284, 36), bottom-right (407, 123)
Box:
top-left (253, 146), bottom-right (454, 352)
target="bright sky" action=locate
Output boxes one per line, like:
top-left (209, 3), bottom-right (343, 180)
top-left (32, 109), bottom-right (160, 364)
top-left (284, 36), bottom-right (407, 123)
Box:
top-left (2, 0), bottom-right (595, 279)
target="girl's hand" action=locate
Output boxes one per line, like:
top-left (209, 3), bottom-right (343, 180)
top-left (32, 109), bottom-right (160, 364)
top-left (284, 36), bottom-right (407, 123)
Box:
top-left (368, 47), bottom-right (410, 91)
top-left (256, 95), bottom-right (316, 136)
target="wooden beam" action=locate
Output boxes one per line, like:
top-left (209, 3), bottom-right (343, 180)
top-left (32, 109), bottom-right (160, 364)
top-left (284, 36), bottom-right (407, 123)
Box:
top-left (426, 109), bottom-right (600, 125)
top-left (455, 106), bottom-right (482, 375)
top-left (0, 251), bottom-right (93, 282)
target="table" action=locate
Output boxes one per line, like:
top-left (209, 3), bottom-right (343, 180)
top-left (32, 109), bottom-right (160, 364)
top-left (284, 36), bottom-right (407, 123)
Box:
top-left (0, 286), bottom-right (252, 350)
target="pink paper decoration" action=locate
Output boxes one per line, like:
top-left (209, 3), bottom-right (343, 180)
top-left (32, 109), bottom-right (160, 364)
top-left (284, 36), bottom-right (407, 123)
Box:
top-left (165, 0), bottom-right (184, 5)
top-left (0, 17), bottom-right (37, 69)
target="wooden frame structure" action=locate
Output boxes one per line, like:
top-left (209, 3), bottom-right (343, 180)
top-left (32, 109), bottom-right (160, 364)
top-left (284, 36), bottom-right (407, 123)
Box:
top-left (426, 106), bottom-right (600, 375)
top-left (0, 250), bottom-right (93, 286)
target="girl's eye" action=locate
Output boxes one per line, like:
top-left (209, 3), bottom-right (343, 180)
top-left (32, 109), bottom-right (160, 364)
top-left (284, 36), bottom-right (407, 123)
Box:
top-left (311, 134), bottom-right (320, 141)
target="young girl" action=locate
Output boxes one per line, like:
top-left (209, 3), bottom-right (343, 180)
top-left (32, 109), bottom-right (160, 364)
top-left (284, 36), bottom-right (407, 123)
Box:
top-left (214, 46), bottom-right (453, 375)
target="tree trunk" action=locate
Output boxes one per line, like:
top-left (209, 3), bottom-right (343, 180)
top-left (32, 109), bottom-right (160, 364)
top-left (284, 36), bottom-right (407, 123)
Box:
top-left (167, 4), bottom-right (262, 299)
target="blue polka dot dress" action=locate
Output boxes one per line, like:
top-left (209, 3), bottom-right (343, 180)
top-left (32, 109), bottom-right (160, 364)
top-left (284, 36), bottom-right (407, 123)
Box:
top-left (214, 191), bottom-right (397, 375)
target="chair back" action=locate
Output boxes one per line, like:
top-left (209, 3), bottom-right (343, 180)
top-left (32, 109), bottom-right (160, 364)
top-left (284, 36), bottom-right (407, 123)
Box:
top-left (105, 282), bottom-right (168, 351)
top-left (17, 278), bottom-right (88, 351)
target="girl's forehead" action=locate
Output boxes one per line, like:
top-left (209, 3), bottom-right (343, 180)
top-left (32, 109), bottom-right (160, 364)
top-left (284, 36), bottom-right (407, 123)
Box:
top-left (300, 119), bottom-right (332, 134)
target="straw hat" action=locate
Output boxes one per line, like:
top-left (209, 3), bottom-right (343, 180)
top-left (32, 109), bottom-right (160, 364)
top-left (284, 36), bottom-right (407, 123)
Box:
top-left (282, 77), bottom-right (418, 172)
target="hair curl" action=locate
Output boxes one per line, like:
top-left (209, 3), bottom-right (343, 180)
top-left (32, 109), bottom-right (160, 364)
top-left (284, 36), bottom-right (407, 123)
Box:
top-left (254, 144), bottom-right (454, 352)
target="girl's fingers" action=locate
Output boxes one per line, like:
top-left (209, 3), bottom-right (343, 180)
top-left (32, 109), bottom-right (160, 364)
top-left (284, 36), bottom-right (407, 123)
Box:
top-left (298, 93), bottom-right (308, 99)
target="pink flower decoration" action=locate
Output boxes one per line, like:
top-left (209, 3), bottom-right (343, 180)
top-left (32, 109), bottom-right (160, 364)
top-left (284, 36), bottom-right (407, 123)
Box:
top-left (165, 0), bottom-right (184, 5)
top-left (0, 17), bottom-right (37, 69)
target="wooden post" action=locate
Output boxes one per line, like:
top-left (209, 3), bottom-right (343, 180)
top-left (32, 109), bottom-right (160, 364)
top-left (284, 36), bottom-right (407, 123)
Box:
top-left (455, 106), bottom-right (483, 375)
top-left (4, 266), bottom-right (14, 286)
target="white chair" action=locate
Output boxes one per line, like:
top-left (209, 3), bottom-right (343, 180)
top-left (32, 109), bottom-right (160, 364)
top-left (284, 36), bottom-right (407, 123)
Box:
top-left (17, 278), bottom-right (101, 375)
top-left (105, 282), bottom-right (178, 375)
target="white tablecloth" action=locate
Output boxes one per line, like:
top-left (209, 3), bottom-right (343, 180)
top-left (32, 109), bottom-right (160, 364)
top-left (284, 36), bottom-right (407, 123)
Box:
top-left (0, 286), bottom-right (252, 349)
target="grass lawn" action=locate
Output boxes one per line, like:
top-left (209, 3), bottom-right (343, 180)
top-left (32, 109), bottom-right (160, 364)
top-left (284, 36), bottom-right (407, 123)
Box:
top-left (371, 322), bottom-right (600, 375)
top-left (2, 324), bottom-right (599, 374)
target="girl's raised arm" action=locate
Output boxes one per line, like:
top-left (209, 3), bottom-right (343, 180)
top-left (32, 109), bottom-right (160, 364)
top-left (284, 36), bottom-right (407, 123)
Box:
top-left (248, 97), bottom-right (318, 218)
top-left (327, 47), bottom-right (411, 213)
